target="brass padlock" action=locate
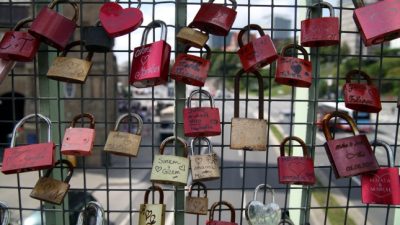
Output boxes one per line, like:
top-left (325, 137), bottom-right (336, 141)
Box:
top-left (190, 137), bottom-right (220, 182)
top-left (185, 181), bottom-right (209, 215)
top-left (176, 26), bottom-right (209, 48)
top-left (30, 159), bottom-right (73, 205)
top-left (76, 201), bottom-right (105, 225)
top-left (104, 113), bottom-right (143, 157)
top-left (138, 185), bottom-right (166, 225)
top-left (0, 201), bottom-right (10, 225)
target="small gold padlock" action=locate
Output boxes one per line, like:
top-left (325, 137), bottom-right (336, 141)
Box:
top-left (138, 185), bottom-right (166, 225)
top-left (30, 159), bottom-right (73, 205)
top-left (190, 137), bottom-right (220, 182)
top-left (176, 26), bottom-right (209, 48)
top-left (185, 181), bottom-right (209, 215)
top-left (104, 113), bottom-right (143, 157)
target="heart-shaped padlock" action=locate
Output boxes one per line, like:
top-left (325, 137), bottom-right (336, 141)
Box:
top-left (246, 184), bottom-right (281, 225)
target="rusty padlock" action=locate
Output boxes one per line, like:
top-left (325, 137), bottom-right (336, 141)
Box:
top-left (0, 58), bottom-right (16, 85)
top-left (186, 181), bottom-right (209, 215)
top-left (30, 159), bottom-right (73, 205)
top-left (190, 0), bottom-right (237, 36)
top-left (275, 44), bottom-right (312, 88)
top-left (61, 113), bottom-right (95, 156)
top-left (343, 70), bottom-right (382, 113)
top-left (76, 201), bottom-right (105, 225)
top-left (138, 185), bottom-right (166, 225)
top-left (322, 111), bottom-right (379, 178)
top-left (206, 201), bottom-right (237, 225)
top-left (130, 20), bottom-right (171, 88)
top-left (2, 114), bottom-right (55, 174)
top-left (176, 26), bottom-right (209, 48)
top-left (0, 201), bottom-right (10, 225)
top-left (230, 69), bottom-right (267, 151)
top-left (29, 0), bottom-right (79, 50)
top-left (183, 89), bottom-right (221, 137)
top-left (301, 1), bottom-right (339, 47)
top-left (237, 24), bottom-right (278, 72)
top-left (190, 137), bottom-right (220, 182)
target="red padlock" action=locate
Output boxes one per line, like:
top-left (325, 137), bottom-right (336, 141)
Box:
top-left (2, 114), bottom-right (55, 174)
top-left (130, 20), bottom-right (171, 88)
top-left (190, 0), bottom-right (237, 36)
top-left (206, 201), bottom-right (238, 225)
top-left (322, 111), bottom-right (379, 179)
top-left (277, 136), bottom-right (315, 185)
top-left (0, 18), bottom-right (40, 62)
top-left (183, 89), bottom-right (221, 137)
top-left (275, 44), bottom-right (312, 88)
top-left (343, 70), bottom-right (382, 113)
top-left (353, 0), bottom-right (400, 46)
top-left (29, 0), bottom-right (79, 50)
top-left (301, 1), bottom-right (339, 47)
top-left (170, 44), bottom-right (211, 87)
top-left (61, 113), bottom-right (95, 156)
top-left (237, 24), bottom-right (278, 72)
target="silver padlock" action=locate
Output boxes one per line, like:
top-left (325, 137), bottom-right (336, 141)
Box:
top-left (0, 201), bottom-right (10, 225)
top-left (76, 201), bottom-right (105, 225)
top-left (246, 184), bottom-right (281, 225)
top-left (0, 58), bottom-right (16, 85)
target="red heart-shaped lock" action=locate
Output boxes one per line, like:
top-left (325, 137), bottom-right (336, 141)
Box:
top-left (99, 2), bottom-right (143, 38)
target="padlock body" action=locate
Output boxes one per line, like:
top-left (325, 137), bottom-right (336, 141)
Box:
top-left (170, 53), bottom-right (210, 87)
top-left (130, 40), bottom-right (171, 88)
top-left (47, 57), bottom-right (93, 83)
top-left (83, 26), bottom-right (114, 52)
top-left (61, 127), bottom-right (95, 156)
top-left (176, 27), bottom-right (209, 48)
top-left (206, 220), bottom-right (238, 225)
top-left (0, 58), bottom-right (16, 84)
top-left (301, 17), bottom-right (339, 47)
top-left (29, 7), bottom-right (76, 50)
top-left (343, 83), bottom-right (382, 113)
top-left (275, 56), bottom-right (312, 88)
top-left (0, 31), bottom-right (40, 61)
top-left (324, 135), bottom-right (379, 178)
top-left (104, 131), bottom-right (141, 157)
top-left (185, 196), bottom-right (208, 215)
top-left (138, 203), bottom-right (165, 225)
top-left (230, 118), bottom-right (267, 151)
top-left (30, 177), bottom-right (69, 205)
top-left (246, 201), bottom-right (281, 225)
top-left (150, 155), bottom-right (189, 186)
top-left (190, 3), bottom-right (237, 36)
top-left (2, 142), bottom-right (55, 174)
top-left (183, 107), bottom-right (220, 137)
top-left (190, 154), bottom-right (220, 182)
top-left (277, 156), bottom-right (315, 185)
top-left (237, 35), bottom-right (278, 72)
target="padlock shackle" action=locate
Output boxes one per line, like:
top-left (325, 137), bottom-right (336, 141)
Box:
top-left (76, 201), bottom-right (105, 225)
top-left (116, 0), bottom-right (142, 8)
top-left (237, 24), bottom-right (265, 47)
top-left (144, 185), bottom-right (164, 204)
top-left (62, 41), bottom-right (95, 61)
top-left (13, 17), bottom-right (33, 31)
top-left (279, 136), bottom-right (309, 157)
top-left (190, 137), bottom-right (213, 156)
top-left (141, 20), bottom-right (168, 46)
top-left (234, 69), bottom-right (264, 119)
top-left (10, 113), bottom-right (52, 148)
top-left (322, 111), bottom-right (360, 141)
top-left (254, 184), bottom-right (275, 203)
top-left (44, 159), bottom-right (74, 183)
top-left (371, 140), bottom-right (395, 167)
top-left (188, 181), bottom-right (208, 197)
top-left (306, 1), bottom-right (335, 19)
top-left (278, 219), bottom-right (295, 225)
top-left (48, 0), bottom-right (79, 23)
top-left (186, 89), bottom-right (215, 108)
top-left (208, 0), bottom-right (237, 10)
top-left (184, 44), bottom-right (212, 60)
top-left (114, 113), bottom-right (143, 135)
top-left (159, 136), bottom-right (188, 157)
top-left (281, 44), bottom-right (309, 61)
top-left (0, 201), bottom-right (10, 225)
top-left (345, 69), bottom-right (372, 85)
top-left (352, 0), bottom-right (365, 8)
top-left (209, 201), bottom-right (235, 222)
top-left (70, 113), bottom-right (95, 129)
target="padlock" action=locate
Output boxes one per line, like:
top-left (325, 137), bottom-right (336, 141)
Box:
top-left (190, 137), bottom-right (220, 182)
top-left (277, 136), bottom-right (315, 185)
top-left (342, 70), bottom-right (382, 113)
top-left (150, 136), bottom-right (190, 186)
top-left (130, 20), bottom-right (171, 88)
top-left (0, 18), bottom-right (40, 62)
top-left (2, 114), bottom-right (55, 174)
top-left (176, 26), bottom-right (209, 48)
top-left (82, 21), bottom-right (114, 52)
top-left (237, 24), bottom-right (278, 72)
top-left (361, 140), bottom-right (400, 205)
top-left (301, 1), bottom-right (339, 47)
top-left (138, 185), bottom-right (166, 225)
top-left (0, 201), bottom-right (10, 225)
top-left (0, 58), bottom-right (16, 85)
top-left (76, 201), bottom-right (105, 225)
top-left (206, 201), bottom-right (237, 225)
top-left (275, 44), bottom-right (313, 88)
top-left (47, 41), bottom-right (94, 84)
top-left (190, 0), bottom-right (237, 36)
top-left (185, 181), bottom-right (209, 215)
top-left (29, 0), bottom-right (79, 50)
top-left (30, 159), bottom-right (73, 205)
top-left (61, 113), bottom-right (95, 156)
top-left (230, 69), bottom-right (267, 151)
top-left (183, 89), bottom-right (221, 137)
top-left (278, 219), bottom-right (294, 225)
top-left (104, 113), bottom-right (143, 157)
top-left (171, 44), bottom-right (211, 87)
top-left (322, 111), bottom-right (379, 178)
top-left (353, 0), bottom-right (400, 46)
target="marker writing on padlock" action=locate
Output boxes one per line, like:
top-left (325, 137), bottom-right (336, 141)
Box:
top-left (0, 36), bottom-right (36, 52)
top-left (346, 162), bottom-right (375, 171)
top-left (135, 65), bottom-right (160, 79)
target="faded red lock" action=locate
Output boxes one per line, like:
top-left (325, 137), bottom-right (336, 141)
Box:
top-left (171, 44), bottom-right (211, 87)
top-left (237, 24), bottom-right (278, 72)
top-left (343, 70), bottom-right (382, 113)
top-left (275, 44), bottom-right (312, 88)
top-left (353, 0), bottom-right (400, 46)
top-left (322, 111), bottom-right (379, 179)
top-left (0, 18), bottom-right (40, 62)
top-left (130, 20), bottom-right (171, 88)
top-left (277, 136), bottom-right (315, 185)
top-left (206, 201), bottom-right (237, 225)
top-left (301, 1), bottom-right (339, 47)
top-left (190, 0), bottom-right (237, 36)
top-left (29, 0), bottom-right (79, 50)
top-left (61, 113), bottom-right (95, 156)
top-left (184, 89), bottom-right (221, 137)
top-left (2, 114), bottom-right (55, 174)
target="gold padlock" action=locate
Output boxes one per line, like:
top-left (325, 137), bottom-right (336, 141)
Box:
top-left (176, 26), bottom-right (209, 48)
top-left (138, 185), bottom-right (166, 225)
top-left (190, 137), bottom-right (220, 182)
top-left (185, 181), bottom-right (208, 215)
top-left (47, 40), bottom-right (94, 83)
top-left (104, 113), bottom-right (143, 157)
top-left (30, 159), bottom-right (73, 205)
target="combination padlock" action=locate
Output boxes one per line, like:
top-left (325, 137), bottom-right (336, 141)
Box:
top-left (190, 137), bottom-right (220, 182)
top-left (82, 21), bottom-right (114, 52)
